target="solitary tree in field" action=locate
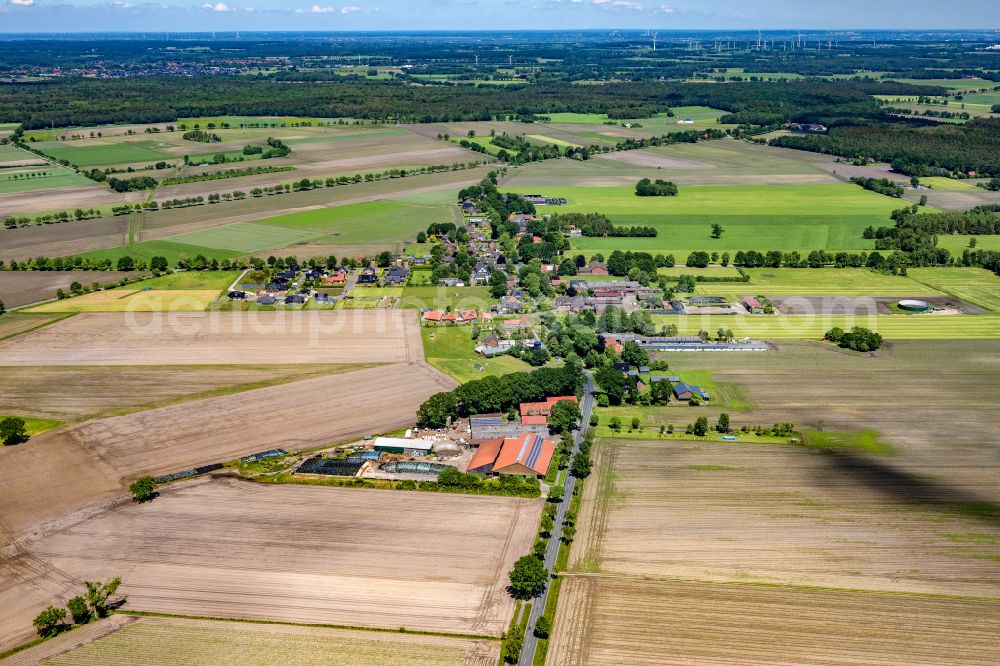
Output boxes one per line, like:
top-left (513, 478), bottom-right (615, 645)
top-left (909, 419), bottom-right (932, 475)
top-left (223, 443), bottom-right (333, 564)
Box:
top-left (129, 476), bottom-right (156, 502)
top-left (711, 223), bottom-right (725, 239)
top-left (693, 416), bottom-right (709, 437)
top-left (0, 416), bottom-right (28, 445)
top-left (0, 300), bottom-right (6, 315)
top-left (33, 607), bottom-right (67, 638)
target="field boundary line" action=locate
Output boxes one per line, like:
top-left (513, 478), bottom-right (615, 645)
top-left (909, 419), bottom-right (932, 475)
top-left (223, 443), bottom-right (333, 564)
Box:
top-left (113, 610), bottom-right (502, 641)
top-left (556, 572), bottom-right (1000, 603)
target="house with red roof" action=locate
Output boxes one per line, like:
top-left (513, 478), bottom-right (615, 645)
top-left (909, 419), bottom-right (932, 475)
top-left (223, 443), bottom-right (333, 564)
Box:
top-left (519, 396), bottom-right (578, 424)
top-left (422, 310), bottom-right (443, 322)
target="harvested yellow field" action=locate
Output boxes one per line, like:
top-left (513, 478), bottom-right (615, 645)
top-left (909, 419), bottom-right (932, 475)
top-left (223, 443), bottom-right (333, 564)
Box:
top-left (13, 615), bottom-right (498, 666)
top-left (0, 478), bottom-right (538, 652)
top-left (0, 310), bottom-right (424, 365)
top-left (26, 289), bottom-right (221, 313)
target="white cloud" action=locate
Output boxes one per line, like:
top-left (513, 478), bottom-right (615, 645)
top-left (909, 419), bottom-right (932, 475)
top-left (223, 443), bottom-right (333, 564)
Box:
top-left (341, 5), bottom-right (361, 12)
top-left (110, 2), bottom-right (133, 8)
top-left (202, 2), bottom-right (232, 11)
top-left (311, 3), bottom-right (336, 11)
top-left (655, 4), bottom-right (674, 12)
top-left (10, 0), bottom-right (35, 6)
top-left (593, 0), bottom-right (642, 8)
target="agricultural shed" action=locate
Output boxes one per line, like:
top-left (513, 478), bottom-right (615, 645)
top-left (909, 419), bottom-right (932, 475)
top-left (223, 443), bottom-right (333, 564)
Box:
top-left (373, 437), bottom-right (436, 455)
top-left (469, 433), bottom-right (555, 478)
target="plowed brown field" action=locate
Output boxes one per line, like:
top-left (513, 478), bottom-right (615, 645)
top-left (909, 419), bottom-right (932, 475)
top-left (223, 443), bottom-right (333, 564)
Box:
top-left (0, 310), bottom-right (423, 365)
top-left (0, 479), bottom-right (538, 652)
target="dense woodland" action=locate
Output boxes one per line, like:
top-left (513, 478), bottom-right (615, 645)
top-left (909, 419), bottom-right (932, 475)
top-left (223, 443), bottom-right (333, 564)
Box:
top-left (0, 78), bottom-right (940, 129)
top-left (771, 119), bottom-right (1000, 177)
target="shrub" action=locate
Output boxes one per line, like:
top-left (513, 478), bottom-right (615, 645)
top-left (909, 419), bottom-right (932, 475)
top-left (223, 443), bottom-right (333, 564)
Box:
top-left (534, 615), bottom-right (552, 638)
top-left (508, 554), bottom-right (548, 599)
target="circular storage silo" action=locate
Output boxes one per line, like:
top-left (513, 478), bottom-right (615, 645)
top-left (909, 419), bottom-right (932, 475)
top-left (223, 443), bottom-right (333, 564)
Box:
top-left (898, 299), bottom-right (932, 312)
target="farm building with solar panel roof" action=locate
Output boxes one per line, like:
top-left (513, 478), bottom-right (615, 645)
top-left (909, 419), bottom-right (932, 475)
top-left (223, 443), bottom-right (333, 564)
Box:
top-left (467, 433), bottom-right (556, 478)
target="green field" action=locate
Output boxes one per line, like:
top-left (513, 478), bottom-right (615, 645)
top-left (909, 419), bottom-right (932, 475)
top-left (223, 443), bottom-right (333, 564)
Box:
top-left (651, 313), bottom-right (1000, 339)
top-left (166, 222), bottom-right (321, 254)
top-left (399, 286), bottom-right (495, 310)
top-left (421, 326), bottom-right (531, 383)
top-left (692, 268), bottom-right (944, 297)
top-left (937, 235), bottom-right (1000, 254)
top-left (0, 415), bottom-right (64, 438)
top-left (908, 267), bottom-right (1000, 312)
top-left (255, 200), bottom-right (447, 246)
top-left (535, 184), bottom-right (905, 255)
top-left (0, 144), bottom-right (38, 160)
top-left (526, 134), bottom-right (582, 148)
top-left (0, 168), bottom-right (92, 193)
top-left (543, 107), bottom-right (728, 133)
top-left (78, 240), bottom-right (241, 264)
top-left (449, 135), bottom-right (504, 156)
top-left (31, 140), bottom-right (172, 167)
top-left (126, 270), bottom-right (239, 291)
top-left (657, 266), bottom-right (744, 279)
top-left (921, 177), bottom-right (980, 191)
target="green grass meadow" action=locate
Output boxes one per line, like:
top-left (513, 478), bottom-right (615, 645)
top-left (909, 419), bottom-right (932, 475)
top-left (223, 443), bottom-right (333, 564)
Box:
top-left (78, 240), bottom-right (241, 265)
top-left (421, 326), bottom-right (531, 383)
top-left (166, 222), bottom-right (322, 254)
top-left (651, 313), bottom-right (1000, 339)
top-left (523, 184), bottom-right (905, 256)
top-left (0, 168), bottom-right (92, 194)
top-left (31, 140), bottom-right (172, 167)
top-left (693, 268), bottom-right (944, 298)
top-left (254, 200), bottom-right (446, 246)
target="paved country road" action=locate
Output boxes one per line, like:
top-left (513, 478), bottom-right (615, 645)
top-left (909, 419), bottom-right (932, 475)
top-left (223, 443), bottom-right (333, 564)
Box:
top-left (518, 371), bottom-right (594, 666)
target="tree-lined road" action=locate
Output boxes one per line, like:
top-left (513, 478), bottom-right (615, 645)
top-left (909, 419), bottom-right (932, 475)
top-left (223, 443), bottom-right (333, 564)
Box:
top-left (518, 371), bottom-right (594, 666)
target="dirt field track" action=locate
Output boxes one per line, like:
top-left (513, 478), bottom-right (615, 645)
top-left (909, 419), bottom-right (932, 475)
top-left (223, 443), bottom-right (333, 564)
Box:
top-left (7, 615), bottom-right (499, 666)
top-left (0, 478), bottom-right (538, 652)
top-left (0, 310), bottom-right (424, 365)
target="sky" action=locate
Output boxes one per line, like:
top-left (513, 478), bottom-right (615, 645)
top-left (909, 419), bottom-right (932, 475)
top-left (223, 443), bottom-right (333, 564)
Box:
top-left (0, 0), bottom-right (998, 33)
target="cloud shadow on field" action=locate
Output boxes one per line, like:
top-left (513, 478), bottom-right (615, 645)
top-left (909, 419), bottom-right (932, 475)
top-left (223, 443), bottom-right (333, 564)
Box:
top-left (812, 449), bottom-right (1000, 527)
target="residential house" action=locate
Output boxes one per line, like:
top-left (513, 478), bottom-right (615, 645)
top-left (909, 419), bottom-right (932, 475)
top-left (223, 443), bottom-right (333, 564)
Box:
top-left (502, 316), bottom-right (531, 333)
top-left (227, 290), bottom-right (246, 301)
top-left (577, 260), bottom-right (609, 276)
top-left (256, 294), bottom-right (277, 306)
top-left (324, 270), bottom-right (347, 286)
top-left (284, 294), bottom-right (306, 305)
top-left (357, 267), bottom-right (379, 284)
top-left (519, 396), bottom-right (578, 425)
top-left (383, 266), bottom-right (409, 286)
top-left (673, 382), bottom-right (710, 401)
